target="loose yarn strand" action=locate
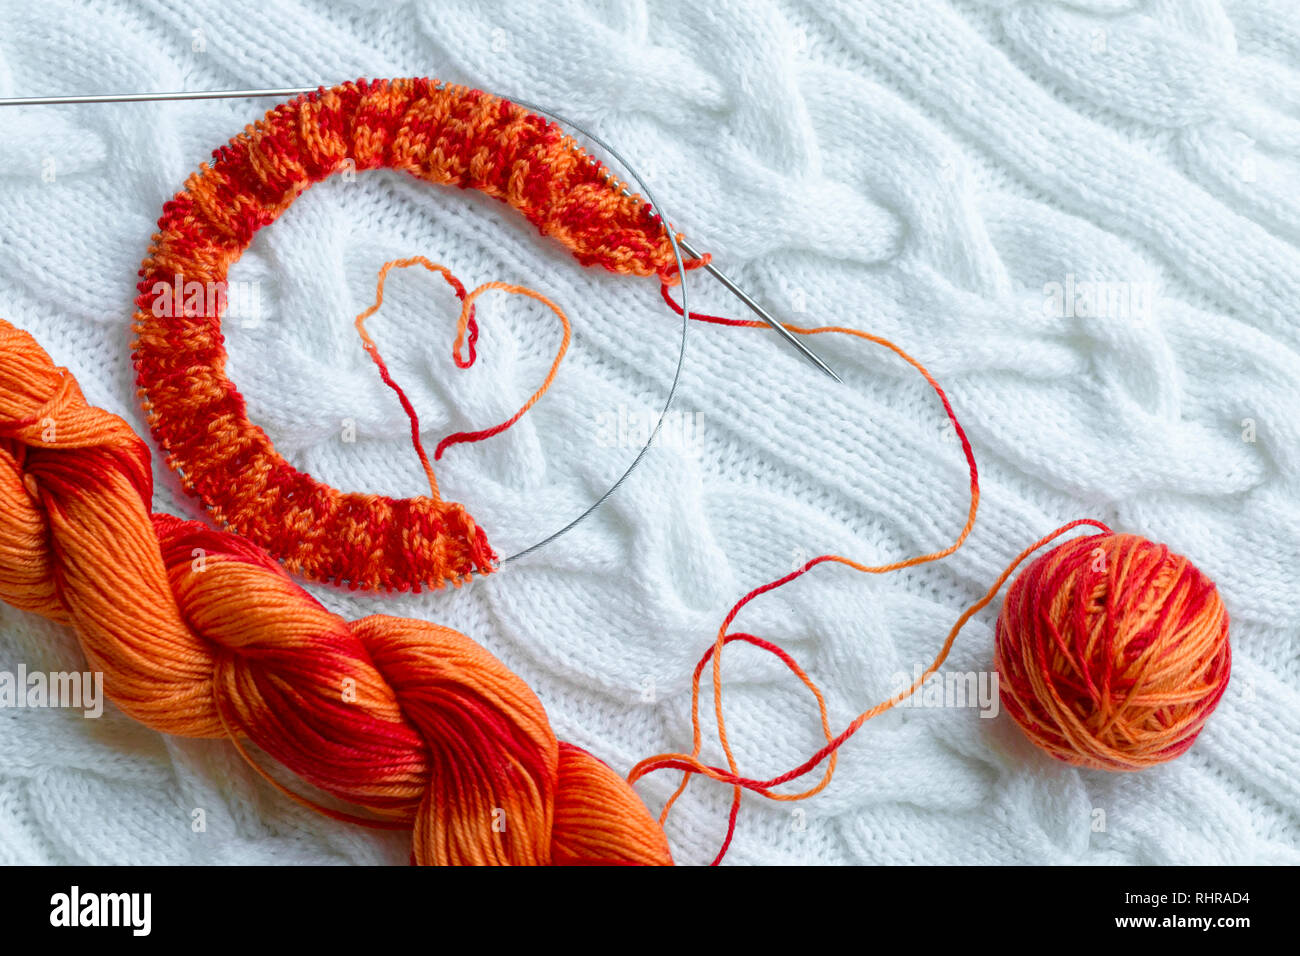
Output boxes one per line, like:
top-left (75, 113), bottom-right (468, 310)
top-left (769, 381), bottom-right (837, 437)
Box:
top-left (639, 285), bottom-right (982, 862)
top-left (433, 281), bottom-right (572, 460)
top-left (630, 520), bottom-right (1115, 863)
top-left (353, 256), bottom-right (466, 502)
top-left (353, 257), bottom-right (573, 502)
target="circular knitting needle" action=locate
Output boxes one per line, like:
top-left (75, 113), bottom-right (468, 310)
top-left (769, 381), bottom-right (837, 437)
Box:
top-left (676, 238), bottom-right (842, 383)
top-left (0, 86), bottom-right (844, 383)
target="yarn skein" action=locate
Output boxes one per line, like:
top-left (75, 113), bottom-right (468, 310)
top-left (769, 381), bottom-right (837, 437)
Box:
top-left (0, 318), bottom-right (671, 866)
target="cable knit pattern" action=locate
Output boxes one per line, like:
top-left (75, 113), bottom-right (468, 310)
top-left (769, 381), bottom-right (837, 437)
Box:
top-left (1, 0), bottom-right (1297, 865)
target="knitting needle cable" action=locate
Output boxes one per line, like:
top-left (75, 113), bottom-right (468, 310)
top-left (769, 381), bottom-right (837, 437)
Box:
top-left (0, 86), bottom-right (841, 382)
top-left (497, 92), bottom-right (691, 564)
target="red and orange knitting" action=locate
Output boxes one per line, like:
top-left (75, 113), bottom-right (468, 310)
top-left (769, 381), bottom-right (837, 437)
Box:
top-left (132, 77), bottom-right (703, 593)
top-left (0, 318), bottom-right (671, 865)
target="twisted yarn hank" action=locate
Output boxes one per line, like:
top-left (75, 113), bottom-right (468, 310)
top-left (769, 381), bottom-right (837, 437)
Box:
top-left (0, 318), bottom-right (670, 866)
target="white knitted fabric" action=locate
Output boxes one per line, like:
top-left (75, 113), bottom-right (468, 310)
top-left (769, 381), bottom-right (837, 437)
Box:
top-left (1, 0), bottom-right (1297, 866)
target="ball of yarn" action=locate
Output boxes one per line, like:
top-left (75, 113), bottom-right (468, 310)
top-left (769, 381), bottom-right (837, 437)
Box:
top-left (994, 532), bottom-right (1230, 771)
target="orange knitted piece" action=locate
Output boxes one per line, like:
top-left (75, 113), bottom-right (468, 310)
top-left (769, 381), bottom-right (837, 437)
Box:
top-left (132, 77), bottom-right (701, 593)
top-left (0, 317), bottom-right (671, 866)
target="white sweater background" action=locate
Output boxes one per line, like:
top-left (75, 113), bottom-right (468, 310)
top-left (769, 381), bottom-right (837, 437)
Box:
top-left (1, 0), bottom-right (1297, 865)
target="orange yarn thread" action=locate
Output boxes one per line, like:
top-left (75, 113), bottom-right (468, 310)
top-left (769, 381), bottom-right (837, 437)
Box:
top-left (0, 318), bottom-right (670, 866)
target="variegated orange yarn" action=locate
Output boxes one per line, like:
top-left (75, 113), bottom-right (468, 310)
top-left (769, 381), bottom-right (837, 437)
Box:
top-left (0, 318), bottom-right (670, 866)
top-left (132, 77), bottom-right (704, 594)
top-left (995, 530), bottom-right (1230, 771)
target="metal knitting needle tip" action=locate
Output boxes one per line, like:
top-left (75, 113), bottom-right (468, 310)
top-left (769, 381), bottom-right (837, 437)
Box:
top-left (677, 239), bottom-right (842, 384)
